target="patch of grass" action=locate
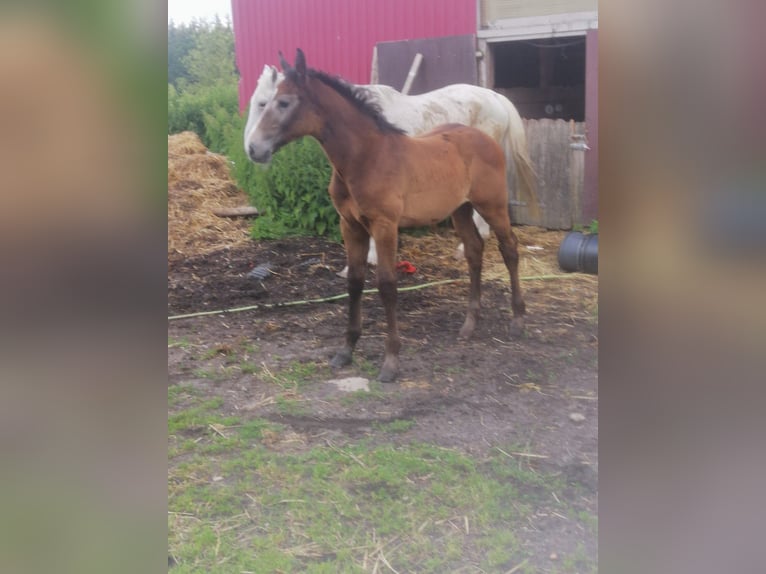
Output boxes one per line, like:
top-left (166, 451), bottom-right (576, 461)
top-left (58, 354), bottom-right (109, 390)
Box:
top-left (355, 356), bottom-right (379, 379)
top-left (239, 361), bottom-right (258, 375)
top-left (263, 360), bottom-right (326, 390)
top-left (168, 384), bottom-right (202, 407)
top-left (523, 368), bottom-right (546, 384)
top-left (480, 529), bottom-right (524, 570)
top-left (551, 543), bottom-right (596, 574)
top-left (282, 360), bottom-right (322, 385)
top-left (168, 397), bottom-right (234, 434)
top-left (169, 428), bottom-right (590, 572)
top-left (198, 343), bottom-right (237, 361)
top-left (191, 367), bottom-right (218, 380)
top-left (275, 396), bottom-right (309, 417)
top-left (340, 381), bottom-right (387, 406)
top-left (236, 418), bottom-right (279, 441)
top-left (573, 219), bottom-right (598, 234)
top-left (373, 419), bottom-right (416, 433)
top-left (168, 337), bottom-right (193, 349)
top-left (169, 387), bottom-right (596, 573)
top-left (576, 509), bottom-right (598, 530)
top-left (239, 342), bottom-right (260, 355)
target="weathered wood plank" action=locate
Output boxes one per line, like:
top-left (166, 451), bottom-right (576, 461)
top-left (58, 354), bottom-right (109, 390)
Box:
top-left (510, 118), bottom-right (585, 229)
top-left (211, 206), bottom-right (260, 218)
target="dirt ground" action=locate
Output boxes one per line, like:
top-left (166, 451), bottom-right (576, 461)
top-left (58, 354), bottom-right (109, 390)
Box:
top-left (168, 225), bottom-right (598, 570)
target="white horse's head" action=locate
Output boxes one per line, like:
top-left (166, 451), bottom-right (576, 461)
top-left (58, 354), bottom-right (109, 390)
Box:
top-left (243, 64), bottom-right (285, 157)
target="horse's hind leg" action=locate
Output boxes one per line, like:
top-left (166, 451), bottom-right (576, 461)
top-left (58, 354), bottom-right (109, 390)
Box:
top-left (473, 204), bottom-right (526, 337)
top-left (330, 216), bottom-right (369, 369)
top-left (501, 231), bottom-right (526, 337)
top-left (451, 203), bottom-right (485, 339)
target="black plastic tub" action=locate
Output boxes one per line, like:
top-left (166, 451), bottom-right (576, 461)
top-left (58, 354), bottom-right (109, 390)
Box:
top-left (558, 231), bottom-right (598, 274)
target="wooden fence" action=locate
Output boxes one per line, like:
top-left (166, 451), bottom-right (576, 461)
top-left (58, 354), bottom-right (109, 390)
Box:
top-left (510, 119), bottom-right (588, 229)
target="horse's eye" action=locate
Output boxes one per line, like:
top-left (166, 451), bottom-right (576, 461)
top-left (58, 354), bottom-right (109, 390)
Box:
top-left (257, 101), bottom-right (266, 109)
top-left (277, 100), bottom-right (290, 110)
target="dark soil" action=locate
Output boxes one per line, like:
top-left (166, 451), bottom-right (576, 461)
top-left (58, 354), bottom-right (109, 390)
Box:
top-left (168, 230), bottom-right (598, 569)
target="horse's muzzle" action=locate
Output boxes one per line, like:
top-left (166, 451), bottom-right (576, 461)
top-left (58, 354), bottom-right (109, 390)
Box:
top-left (248, 142), bottom-right (272, 164)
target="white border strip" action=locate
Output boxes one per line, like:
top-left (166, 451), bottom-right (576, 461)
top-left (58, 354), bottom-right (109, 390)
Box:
top-left (478, 11), bottom-right (598, 42)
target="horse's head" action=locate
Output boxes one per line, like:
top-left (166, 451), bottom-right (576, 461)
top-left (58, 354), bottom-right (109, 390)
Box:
top-left (247, 49), bottom-right (319, 163)
top-left (243, 64), bottom-right (283, 156)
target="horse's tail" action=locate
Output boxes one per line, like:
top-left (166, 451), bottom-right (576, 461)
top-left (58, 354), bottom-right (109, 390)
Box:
top-left (500, 96), bottom-right (540, 220)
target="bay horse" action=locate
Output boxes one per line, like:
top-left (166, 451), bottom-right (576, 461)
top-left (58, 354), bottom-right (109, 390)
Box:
top-left (244, 64), bottom-right (538, 275)
top-left (248, 49), bottom-right (526, 382)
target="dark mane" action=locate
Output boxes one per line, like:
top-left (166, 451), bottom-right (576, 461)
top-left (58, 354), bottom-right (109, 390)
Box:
top-left (286, 67), bottom-right (406, 135)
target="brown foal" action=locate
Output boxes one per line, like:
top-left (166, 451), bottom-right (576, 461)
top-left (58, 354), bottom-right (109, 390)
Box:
top-left (248, 49), bottom-right (525, 382)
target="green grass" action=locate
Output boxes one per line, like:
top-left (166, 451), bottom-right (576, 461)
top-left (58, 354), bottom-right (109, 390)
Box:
top-left (573, 219), bottom-right (599, 234)
top-left (168, 371), bottom-right (596, 572)
top-left (190, 367), bottom-right (230, 380)
top-left (373, 419), bottom-right (416, 433)
top-left (339, 381), bottom-right (388, 406)
top-left (275, 396), bottom-right (310, 417)
top-left (170, 440), bottom-right (537, 571)
top-left (354, 356), bottom-right (380, 379)
top-left (168, 337), bottom-right (193, 349)
top-left (239, 361), bottom-right (258, 375)
top-left (168, 384), bottom-right (203, 407)
top-left (169, 402), bottom-right (597, 573)
top-left (261, 360), bottom-right (326, 390)
top-left (167, 397), bottom-right (236, 435)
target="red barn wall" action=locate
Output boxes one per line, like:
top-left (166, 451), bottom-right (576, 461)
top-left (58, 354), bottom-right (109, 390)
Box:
top-left (232, 0), bottom-right (476, 111)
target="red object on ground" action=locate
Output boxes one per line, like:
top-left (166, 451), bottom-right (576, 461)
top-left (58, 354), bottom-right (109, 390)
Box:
top-left (396, 261), bottom-right (417, 274)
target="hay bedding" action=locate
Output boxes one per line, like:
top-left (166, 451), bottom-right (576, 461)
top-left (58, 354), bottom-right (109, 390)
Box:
top-left (168, 131), bottom-right (252, 262)
top-left (398, 225), bottom-right (569, 283)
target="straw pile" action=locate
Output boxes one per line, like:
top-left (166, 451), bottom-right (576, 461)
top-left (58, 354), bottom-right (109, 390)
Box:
top-left (398, 225), bottom-right (569, 282)
top-left (398, 225), bottom-right (598, 327)
top-left (168, 131), bottom-right (252, 261)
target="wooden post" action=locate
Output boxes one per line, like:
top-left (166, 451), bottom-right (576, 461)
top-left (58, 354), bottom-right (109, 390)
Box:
top-left (212, 206), bottom-right (260, 218)
top-left (370, 45), bottom-right (379, 84)
top-left (569, 121), bottom-right (587, 228)
top-left (401, 53), bottom-right (423, 95)
top-left (583, 28), bottom-right (599, 222)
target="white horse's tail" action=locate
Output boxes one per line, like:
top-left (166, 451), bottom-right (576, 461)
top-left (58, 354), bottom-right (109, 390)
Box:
top-left (500, 97), bottom-right (540, 220)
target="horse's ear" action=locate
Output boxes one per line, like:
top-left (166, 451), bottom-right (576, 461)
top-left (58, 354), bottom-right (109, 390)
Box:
top-left (270, 65), bottom-right (278, 84)
top-left (278, 51), bottom-right (290, 73)
top-left (295, 48), bottom-right (306, 80)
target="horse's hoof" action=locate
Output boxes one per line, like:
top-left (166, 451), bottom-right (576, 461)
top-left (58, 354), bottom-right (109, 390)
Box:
top-left (377, 356), bottom-right (399, 383)
top-left (458, 325), bottom-right (474, 340)
top-left (458, 315), bottom-right (477, 339)
top-left (509, 317), bottom-right (525, 338)
top-left (377, 368), bottom-right (398, 383)
top-left (330, 349), bottom-right (352, 369)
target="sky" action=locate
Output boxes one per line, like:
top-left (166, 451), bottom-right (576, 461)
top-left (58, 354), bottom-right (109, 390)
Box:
top-left (168, 0), bottom-right (232, 25)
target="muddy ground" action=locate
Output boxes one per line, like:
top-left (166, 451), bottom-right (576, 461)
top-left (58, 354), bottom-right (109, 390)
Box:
top-left (168, 227), bottom-right (598, 570)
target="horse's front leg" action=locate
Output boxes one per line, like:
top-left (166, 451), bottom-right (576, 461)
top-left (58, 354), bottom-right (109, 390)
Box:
top-left (330, 216), bottom-right (369, 369)
top-left (370, 221), bottom-right (400, 382)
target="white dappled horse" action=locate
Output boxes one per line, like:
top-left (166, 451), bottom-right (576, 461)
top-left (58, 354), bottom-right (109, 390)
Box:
top-left (244, 65), bottom-right (538, 276)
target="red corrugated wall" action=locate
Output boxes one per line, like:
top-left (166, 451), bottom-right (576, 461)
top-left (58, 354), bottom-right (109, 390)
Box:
top-left (232, 0), bottom-right (476, 111)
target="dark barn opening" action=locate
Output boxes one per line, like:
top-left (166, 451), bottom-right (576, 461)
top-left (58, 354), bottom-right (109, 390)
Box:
top-left (491, 36), bottom-right (586, 121)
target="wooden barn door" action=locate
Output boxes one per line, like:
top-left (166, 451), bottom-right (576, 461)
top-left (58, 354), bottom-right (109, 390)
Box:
top-left (374, 34), bottom-right (477, 94)
top-left (522, 119), bottom-right (587, 229)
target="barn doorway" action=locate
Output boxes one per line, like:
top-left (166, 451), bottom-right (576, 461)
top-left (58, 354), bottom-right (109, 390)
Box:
top-left (491, 36), bottom-right (586, 121)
